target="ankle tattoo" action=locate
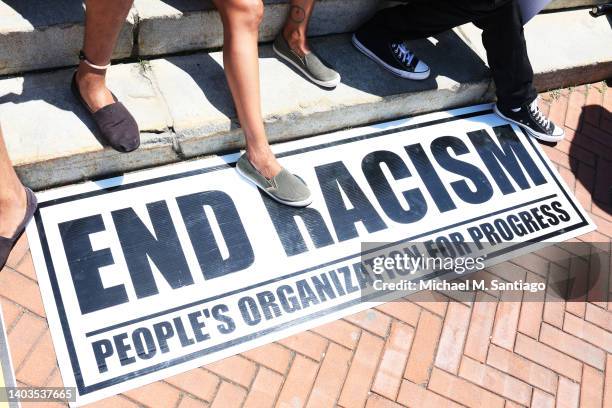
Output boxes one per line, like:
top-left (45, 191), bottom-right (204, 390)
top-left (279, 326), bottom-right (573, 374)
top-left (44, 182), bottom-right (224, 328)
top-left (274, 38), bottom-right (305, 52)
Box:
top-left (289, 4), bottom-right (306, 24)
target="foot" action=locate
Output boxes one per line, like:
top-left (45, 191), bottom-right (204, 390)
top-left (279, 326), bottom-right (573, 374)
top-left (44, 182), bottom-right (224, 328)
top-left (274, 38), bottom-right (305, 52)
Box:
top-left (73, 63), bottom-right (141, 153)
top-left (0, 186), bottom-right (26, 238)
top-left (246, 148), bottom-right (282, 179)
top-left (352, 28), bottom-right (430, 80)
top-left (274, 33), bottom-right (341, 88)
top-left (282, 27), bottom-right (311, 57)
top-left (75, 63), bottom-right (115, 113)
top-left (236, 154), bottom-right (312, 207)
top-left (494, 97), bottom-right (565, 142)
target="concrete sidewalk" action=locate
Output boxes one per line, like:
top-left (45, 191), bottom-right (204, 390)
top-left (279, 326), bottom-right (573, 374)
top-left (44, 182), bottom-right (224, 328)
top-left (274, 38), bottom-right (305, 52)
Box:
top-left (0, 81), bottom-right (611, 408)
top-left (1, 8), bottom-right (611, 191)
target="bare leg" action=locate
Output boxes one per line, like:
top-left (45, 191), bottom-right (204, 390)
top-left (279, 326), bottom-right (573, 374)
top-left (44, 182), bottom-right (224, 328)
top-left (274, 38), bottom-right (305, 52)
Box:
top-left (0, 127), bottom-right (26, 238)
top-left (213, 0), bottom-right (281, 178)
top-left (76, 0), bottom-right (134, 112)
top-left (282, 0), bottom-right (316, 56)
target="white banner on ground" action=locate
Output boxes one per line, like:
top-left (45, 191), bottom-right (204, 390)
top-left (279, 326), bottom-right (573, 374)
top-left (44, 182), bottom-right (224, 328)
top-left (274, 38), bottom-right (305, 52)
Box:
top-left (519, 0), bottom-right (553, 22)
top-left (27, 105), bottom-right (595, 406)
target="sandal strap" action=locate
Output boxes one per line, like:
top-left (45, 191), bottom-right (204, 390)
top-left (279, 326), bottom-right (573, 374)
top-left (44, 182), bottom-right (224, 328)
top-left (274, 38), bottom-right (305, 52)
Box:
top-left (79, 50), bottom-right (111, 70)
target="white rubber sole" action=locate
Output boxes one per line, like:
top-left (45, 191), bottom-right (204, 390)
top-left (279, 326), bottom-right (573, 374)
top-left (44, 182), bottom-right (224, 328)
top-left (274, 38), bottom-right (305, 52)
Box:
top-left (493, 105), bottom-right (565, 143)
top-left (235, 165), bottom-right (314, 208)
top-left (351, 34), bottom-right (430, 81)
top-left (273, 44), bottom-right (341, 89)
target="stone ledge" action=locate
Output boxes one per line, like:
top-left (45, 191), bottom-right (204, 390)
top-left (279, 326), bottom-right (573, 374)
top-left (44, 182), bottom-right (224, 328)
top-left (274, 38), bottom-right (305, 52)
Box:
top-left (134, 0), bottom-right (378, 56)
top-left (1, 9), bottom-right (610, 190)
top-left (0, 0), bottom-right (135, 75)
top-left (0, 0), bottom-right (606, 75)
top-left (545, 0), bottom-right (607, 10)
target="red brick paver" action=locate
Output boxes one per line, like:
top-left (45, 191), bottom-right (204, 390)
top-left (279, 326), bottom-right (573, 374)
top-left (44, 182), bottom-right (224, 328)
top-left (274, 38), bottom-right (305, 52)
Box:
top-left (1, 82), bottom-right (611, 407)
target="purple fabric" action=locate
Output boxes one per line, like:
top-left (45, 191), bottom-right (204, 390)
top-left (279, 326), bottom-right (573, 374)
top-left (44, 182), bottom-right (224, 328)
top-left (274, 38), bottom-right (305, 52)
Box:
top-left (518, 0), bottom-right (552, 22)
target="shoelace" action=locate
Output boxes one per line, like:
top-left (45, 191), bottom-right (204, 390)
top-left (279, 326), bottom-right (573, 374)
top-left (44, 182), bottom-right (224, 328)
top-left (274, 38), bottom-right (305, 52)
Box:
top-left (391, 42), bottom-right (415, 66)
top-left (528, 98), bottom-right (551, 129)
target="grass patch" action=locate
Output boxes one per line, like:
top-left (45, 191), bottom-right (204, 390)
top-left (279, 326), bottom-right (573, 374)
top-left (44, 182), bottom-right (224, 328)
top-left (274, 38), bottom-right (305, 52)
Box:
top-left (138, 59), bottom-right (152, 75)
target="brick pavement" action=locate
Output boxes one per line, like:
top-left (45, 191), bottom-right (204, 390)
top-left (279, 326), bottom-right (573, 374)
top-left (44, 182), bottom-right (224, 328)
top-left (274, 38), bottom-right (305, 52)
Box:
top-left (0, 82), bottom-right (611, 408)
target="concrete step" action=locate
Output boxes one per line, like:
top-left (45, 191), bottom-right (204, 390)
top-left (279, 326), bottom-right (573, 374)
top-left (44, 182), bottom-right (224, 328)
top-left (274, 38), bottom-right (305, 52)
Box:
top-left (135, 0), bottom-right (379, 57)
top-left (548, 0), bottom-right (608, 9)
top-left (0, 0), bottom-right (136, 75)
top-left (2, 8), bottom-right (611, 191)
top-left (0, 0), bottom-right (607, 76)
top-left (0, 0), bottom-right (377, 76)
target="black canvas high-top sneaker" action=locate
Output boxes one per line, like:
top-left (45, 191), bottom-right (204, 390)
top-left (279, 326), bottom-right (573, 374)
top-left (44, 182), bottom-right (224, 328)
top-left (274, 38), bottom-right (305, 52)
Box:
top-left (494, 98), bottom-right (565, 142)
top-left (352, 28), bottom-right (430, 80)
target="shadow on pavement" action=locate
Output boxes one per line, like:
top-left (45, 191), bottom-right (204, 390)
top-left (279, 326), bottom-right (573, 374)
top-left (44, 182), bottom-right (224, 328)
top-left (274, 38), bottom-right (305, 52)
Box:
top-left (328, 30), bottom-right (490, 98)
top-left (570, 103), bottom-right (612, 215)
top-left (2, 0), bottom-right (84, 27)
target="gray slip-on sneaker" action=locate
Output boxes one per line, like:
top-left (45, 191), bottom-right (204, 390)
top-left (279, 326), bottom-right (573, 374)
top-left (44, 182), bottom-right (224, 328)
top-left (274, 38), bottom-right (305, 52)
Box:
top-left (273, 34), bottom-right (341, 88)
top-left (236, 154), bottom-right (313, 207)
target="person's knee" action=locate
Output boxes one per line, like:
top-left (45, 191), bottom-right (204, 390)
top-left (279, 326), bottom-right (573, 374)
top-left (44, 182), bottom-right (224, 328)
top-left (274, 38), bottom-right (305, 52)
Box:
top-left (233, 0), bottom-right (264, 31)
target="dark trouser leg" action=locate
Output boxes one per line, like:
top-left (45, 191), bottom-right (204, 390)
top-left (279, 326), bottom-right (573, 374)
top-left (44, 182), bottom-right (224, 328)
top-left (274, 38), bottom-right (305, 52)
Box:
top-left (359, 0), bottom-right (536, 109)
top-left (359, 0), bottom-right (474, 41)
top-left (474, 1), bottom-right (537, 110)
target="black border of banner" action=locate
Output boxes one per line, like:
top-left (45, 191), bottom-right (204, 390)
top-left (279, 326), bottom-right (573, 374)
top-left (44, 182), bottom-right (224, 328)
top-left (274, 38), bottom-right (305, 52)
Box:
top-left (33, 109), bottom-right (590, 396)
